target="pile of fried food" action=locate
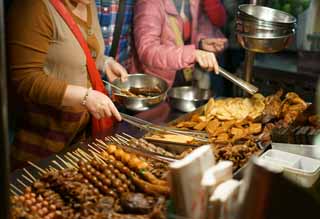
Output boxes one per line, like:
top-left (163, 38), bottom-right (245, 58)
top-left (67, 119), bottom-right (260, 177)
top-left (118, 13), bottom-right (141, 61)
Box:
top-left (120, 86), bottom-right (162, 98)
top-left (175, 90), bottom-right (311, 170)
top-left (11, 143), bottom-right (170, 219)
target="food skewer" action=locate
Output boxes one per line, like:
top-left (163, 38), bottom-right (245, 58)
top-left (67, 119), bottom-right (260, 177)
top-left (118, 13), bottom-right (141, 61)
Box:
top-left (88, 144), bottom-right (103, 155)
top-left (10, 189), bottom-right (18, 196)
top-left (67, 152), bottom-right (80, 162)
top-left (56, 155), bottom-right (75, 169)
top-left (48, 165), bottom-right (58, 172)
top-left (23, 168), bottom-right (37, 183)
top-left (27, 161), bottom-right (47, 175)
top-left (88, 149), bottom-right (106, 164)
top-left (73, 150), bottom-right (89, 162)
top-left (17, 179), bottom-right (28, 189)
top-left (115, 134), bottom-right (131, 142)
top-left (21, 175), bottom-right (34, 184)
top-left (71, 151), bottom-right (84, 161)
top-left (122, 132), bottom-right (134, 139)
top-left (10, 184), bottom-right (23, 195)
top-left (77, 148), bottom-right (94, 161)
top-left (64, 154), bottom-right (79, 168)
top-left (52, 161), bottom-right (65, 170)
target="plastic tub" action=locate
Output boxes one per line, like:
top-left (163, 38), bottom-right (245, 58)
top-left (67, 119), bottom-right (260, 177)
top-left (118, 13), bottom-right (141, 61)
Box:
top-left (259, 149), bottom-right (320, 187)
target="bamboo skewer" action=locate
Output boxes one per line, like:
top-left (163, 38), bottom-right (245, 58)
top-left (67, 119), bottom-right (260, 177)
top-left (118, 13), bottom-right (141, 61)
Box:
top-left (10, 184), bottom-right (23, 195)
top-left (73, 150), bottom-right (89, 162)
top-left (67, 152), bottom-right (80, 162)
top-left (77, 148), bottom-right (93, 160)
top-left (88, 149), bottom-right (105, 164)
top-left (64, 155), bottom-right (78, 168)
top-left (52, 161), bottom-right (65, 170)
top-left (91, 142), bottom-right (105, 151)
top-left (56, 155), bottom-right (74, 169)
top-left (96, 139), bottom-right (108, 147)
top-left (23, 168), bottom-right (37, 182)
top-left (116, 134), bottom-right (130, 142)
top-left (96, 143), bottom-right (107, 151)
top-left (122, 132), bottom-right (135, 139)
top-left (48, 166), bottom-right (58, 172)
top-left (88, 144), bottom-right (103, 155)
top-left (17, 179), bottom-right (28, 189)
top-left (28, 161), bottom-right (47, 175)
top-left (72, 151), bottom-right (84, 161)
top-left (115, 137), bottom-right (130, 146)
top-left (10, 189), bottom-right (18, 196)
top-left (22, 174), bottom-right (34, 184)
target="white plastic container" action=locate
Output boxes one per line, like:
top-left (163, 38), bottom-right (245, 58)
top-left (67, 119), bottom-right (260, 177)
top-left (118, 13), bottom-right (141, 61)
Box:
top-left (259, 149), bottom-right (320, 188)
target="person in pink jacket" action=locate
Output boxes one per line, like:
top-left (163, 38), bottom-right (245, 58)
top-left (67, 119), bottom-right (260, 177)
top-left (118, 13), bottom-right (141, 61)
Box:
top-left (133, 0), bottom-right (227, 87)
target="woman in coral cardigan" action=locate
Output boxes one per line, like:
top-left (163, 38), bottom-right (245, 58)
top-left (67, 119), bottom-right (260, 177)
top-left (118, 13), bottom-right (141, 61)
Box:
top-left (133, 0), bottom-right (228, 87)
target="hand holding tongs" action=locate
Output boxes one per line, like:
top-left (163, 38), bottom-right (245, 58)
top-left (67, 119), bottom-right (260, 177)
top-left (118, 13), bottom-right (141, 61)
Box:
top-left (218, 66), bottom-right (259, 95)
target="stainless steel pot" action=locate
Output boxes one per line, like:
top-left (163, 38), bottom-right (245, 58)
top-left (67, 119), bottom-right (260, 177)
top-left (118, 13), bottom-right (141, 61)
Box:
top-left (236, 33), bottom-right (293, 53)
top-left (112, 74), bottom-right (169, 111)
top-left (236, 19), bottom-right (295, 38)
top-left (238, 4), bottom-right (296, 25)
top-left (237, 11), bottom-right (296, 29)
top-left (167, 86), bottom-right (213, 112)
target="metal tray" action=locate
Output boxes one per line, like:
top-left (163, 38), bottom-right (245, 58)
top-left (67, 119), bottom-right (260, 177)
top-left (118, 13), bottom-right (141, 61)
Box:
top-left (143, 105), bottom-right (271, 178)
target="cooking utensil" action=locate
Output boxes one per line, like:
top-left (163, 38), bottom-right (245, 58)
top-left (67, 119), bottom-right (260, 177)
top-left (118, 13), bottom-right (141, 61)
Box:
top-left (112, 74), bottom-right (169, 111)
top-left (120, 112), bottom-right (209, 142)
top-left (238, 4), bottom-right (296, 25)
top-left (236, 4), bottom-right (296, 83)
top-left (236, 19), bottom-right (295, 38)
top-left (218, 67), bottom-right (259, 94)
top-left (103, 80), bottom-right (122, 92)
top-left (167, 86), bottom-right (213, 113)
top-left (237, 12), bottom-right (295, 29)
top-left (105, 136), bottom-right (177, 163)
top-left (237, 33), bottom-right (293, 53)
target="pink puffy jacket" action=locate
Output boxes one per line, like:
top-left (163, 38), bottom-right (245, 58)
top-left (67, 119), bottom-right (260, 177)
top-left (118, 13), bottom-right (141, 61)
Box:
top-left (133, 0), bottom-right (226, 86)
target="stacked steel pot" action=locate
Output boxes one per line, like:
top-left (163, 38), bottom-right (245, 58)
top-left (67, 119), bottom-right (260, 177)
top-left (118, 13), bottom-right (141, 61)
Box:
top-left (236, 4), bottom-right (296, 53)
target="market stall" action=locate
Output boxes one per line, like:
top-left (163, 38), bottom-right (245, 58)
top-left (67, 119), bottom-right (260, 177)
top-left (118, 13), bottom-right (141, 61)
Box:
top-left (5, 2), bottom-right (320, 219)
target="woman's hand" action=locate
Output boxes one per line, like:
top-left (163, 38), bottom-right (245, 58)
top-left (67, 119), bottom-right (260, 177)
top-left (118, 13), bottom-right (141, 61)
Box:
top-left (201, 38), bottom-right (228, 53)
top-left (85, 89), bottom-right (122, 121)
top-left (62, 85), bottom-right (122, 121)
top-left (195, 50), bottom-right (219, 74)
top-left (105, 58), bottom-right (128, 82)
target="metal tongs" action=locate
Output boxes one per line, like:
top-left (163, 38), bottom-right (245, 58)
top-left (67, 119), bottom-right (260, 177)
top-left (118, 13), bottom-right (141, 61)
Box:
top-left (105, 136), bottom-right (177, 163)
top-left (218, 66), bottom-right (259, 95)
top-left (120, 113), bottom-right (209, 143)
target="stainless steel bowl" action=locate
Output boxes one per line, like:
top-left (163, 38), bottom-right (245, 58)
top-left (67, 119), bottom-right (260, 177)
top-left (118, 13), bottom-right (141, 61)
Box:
top-left (236, 33), bottom-right (293, 53)
top-left (112, 74), bottom-right (169, 111)
top-left (236, 19), bottom-right (295, 38)
top-left (167, 86), bottom-right (213, 113)
top-left (237, 11), bottom-right (296, 29)
top-left (238, 4), bottom-right (296, 25)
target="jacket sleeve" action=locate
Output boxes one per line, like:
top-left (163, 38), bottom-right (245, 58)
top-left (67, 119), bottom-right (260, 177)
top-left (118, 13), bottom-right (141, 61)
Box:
top-left (196, 4), bottom-right (227, 46)
top-left (203, 0), bottom-right (227, 27)
top-left (7, 0), bottom-right (68, 108)
top-left (134, 0), bottom-right (196, 71)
